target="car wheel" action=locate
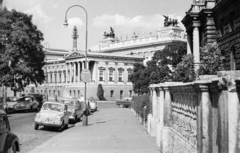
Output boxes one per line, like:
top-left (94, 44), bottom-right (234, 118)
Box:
top-left (58, 121), bottom-right (64, 132)
top-left (7, 142), bottom-right (17, 153)
top-left (34, 123), bottom-right (39, 130)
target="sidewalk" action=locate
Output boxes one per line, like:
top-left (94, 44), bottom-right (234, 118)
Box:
top-left (28, 103), bottom-right (159, 153)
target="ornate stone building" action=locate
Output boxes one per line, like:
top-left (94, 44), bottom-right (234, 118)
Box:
top-left (182, 0), bottom-right (240, 70)
top-left (23, 25), bottom-right (187, 100)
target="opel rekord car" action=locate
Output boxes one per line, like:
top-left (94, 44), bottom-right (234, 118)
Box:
top-left (62, 97), bottom-right (83, 123)
top-left (34, 101), bottom-right (69, 132)
top-left (13, 96), bottom-right (39, 112)
top-left (4, 97), bottom-right (18, 113)
top-left (0, 110), bottom-right (20, 153)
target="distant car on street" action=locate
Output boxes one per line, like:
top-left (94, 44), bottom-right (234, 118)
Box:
top-left (34, 101), bottom-right (70, 132)
top-left (12, 96), bottom-right (39, 112)
top-left (0, 109), bottom-right (20, 153)
top-left (116, 97), bottom-right (132, 108)
top-left (4, 97), bottom-right (18, 113)
top-left (28, 93), bottom-right (47, 109)
top-left (61, 97), bottom-right (83, 123)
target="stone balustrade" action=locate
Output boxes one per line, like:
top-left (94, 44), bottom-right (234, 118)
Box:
top-left (145, 71), bottom-right (240, 153)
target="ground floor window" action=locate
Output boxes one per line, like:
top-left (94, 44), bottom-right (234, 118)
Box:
top-left (120, 90), bottom-right (123, 100)
top-left (110, 90), bottom-right (114, 97)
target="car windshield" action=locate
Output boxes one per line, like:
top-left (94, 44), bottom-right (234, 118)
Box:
top-left (42, 103), bottom-right (63, 112)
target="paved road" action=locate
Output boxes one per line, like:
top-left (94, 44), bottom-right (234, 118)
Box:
top-left (8, 111), bottom-right (67, 153)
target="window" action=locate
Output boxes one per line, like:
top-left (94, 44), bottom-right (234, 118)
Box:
top-left (50, 74), bottom-right (53, 83)
top-left (49, 90), bottom-right (51, 97)
top-left (127, 71), bottom-right (132, 82)
top-left (109, 70), bottom-right (114, 81)
top-left (99, 70), bottom-right (104, 81)
top-left (78, 90), bottom-right (80, 98)
top-left (120, 90), bottom-right (123, 100)
top-left (110, 90), bottom-right (114, 97)
top-left (69, 90), bottom-right (72, 97)
top-left (59, 73), bottom-right (62, 83)
top-left (58, 90), bottom-right (60, 96)
top-left (73, 90), bottom-right (76, 97)
top-left (0, 115), bottom-right (8, 130)
top-left (119, 71), bottom-right (123, 82)
top-left (129, 90), bottom-right (132, 97)
top-left (55, 74), bottom-right (57, 83)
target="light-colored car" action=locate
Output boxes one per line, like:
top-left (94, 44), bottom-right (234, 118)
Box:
top-left (0, 109), bottom-right (20, 153)
top-left (88, 98), bottom-right (97, 112)
top-left (4, 97), bottom-right (18, 113)
top-left (62, 97), bottom-right (83, 123)
top-left (13, 96), bottom-right (39, 112)
top-left (34, 101), bottom-right (69, 132)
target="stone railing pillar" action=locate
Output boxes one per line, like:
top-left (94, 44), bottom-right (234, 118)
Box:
top-left (195, 83), bottom-right (211, 153)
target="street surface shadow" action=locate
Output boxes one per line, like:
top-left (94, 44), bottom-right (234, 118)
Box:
top-left (37, 124), bottom-right (75, 132)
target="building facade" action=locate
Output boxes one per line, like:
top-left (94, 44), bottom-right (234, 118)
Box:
top-left (17, 25), bottom-right (186, 100)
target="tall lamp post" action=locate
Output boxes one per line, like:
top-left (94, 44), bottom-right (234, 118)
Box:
top-left (63, 5), bottom-right (88, 126)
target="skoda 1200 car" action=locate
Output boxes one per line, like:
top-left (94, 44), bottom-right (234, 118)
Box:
top-left (13, 96), bottom-right (39, 112)
top-left (34, 101), bottom-right (69, 132)
top-left (0, 110), bottom-right (20, 153)
top-left (62, 97), bottom-right (83, 123)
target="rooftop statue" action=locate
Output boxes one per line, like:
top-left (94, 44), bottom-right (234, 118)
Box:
top-left (103, 27), bottom-right (115, 39)
top-left (163, 15), bottom-right (178, 27)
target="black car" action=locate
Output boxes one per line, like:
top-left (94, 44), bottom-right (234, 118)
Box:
top-left (0, 109), bottom-right (20, 153)
top-left (28, 94), bottom-right (47, 109)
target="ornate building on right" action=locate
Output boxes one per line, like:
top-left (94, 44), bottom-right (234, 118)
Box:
top-left (182, 0), bottom-right (240, 70)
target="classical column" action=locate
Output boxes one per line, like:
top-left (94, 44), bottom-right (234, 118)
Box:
top-left (95, 61), bottom-right (99, 84)
top-left (187, 32), bottom-right (192, 54)
top-left (65, 63), bottom-right (68, 83)
top-left (78, 62), bottom-right (81, 83)
top-left (193, 26), bottom-right (200, 70)
top-left (70, 63), bottom-right (73, 83)
top-left (115, 62), bottom-right (118, 84)
top-left (73, 62), bottom-right (76, 83)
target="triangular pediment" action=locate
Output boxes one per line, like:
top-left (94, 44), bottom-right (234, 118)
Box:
top-left (65, 51), bottom-right (85, 59)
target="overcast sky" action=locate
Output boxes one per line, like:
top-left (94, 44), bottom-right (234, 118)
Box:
top-left (3, 0), bottom-right (192, 51)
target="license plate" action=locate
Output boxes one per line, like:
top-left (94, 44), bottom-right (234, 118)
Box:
top-left (45, 119), bottom-right (52, 124)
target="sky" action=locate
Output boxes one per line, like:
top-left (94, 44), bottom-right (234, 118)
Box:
top-left (3, 0), bottom-right (192, 51)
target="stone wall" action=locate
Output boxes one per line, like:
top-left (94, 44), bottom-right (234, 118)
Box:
top-left (146, 72), bottom-right (240, 153)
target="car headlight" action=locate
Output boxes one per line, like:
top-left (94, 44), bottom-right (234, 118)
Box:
top-left (36, 113), bottom-right (41, 118)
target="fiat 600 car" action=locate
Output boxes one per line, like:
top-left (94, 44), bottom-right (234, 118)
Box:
top-left (34, 101), bottom-right (69, 132)
top-left (62, 97), bottom-right (83, 123)
top-left (13, 96), bottom-right (39, 112)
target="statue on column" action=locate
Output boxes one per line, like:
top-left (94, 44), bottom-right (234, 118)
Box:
top-left (163, 15), bottom-right (179, 27)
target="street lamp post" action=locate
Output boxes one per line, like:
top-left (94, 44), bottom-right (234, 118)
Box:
top-left (63, 5), bottom-right (88, 126)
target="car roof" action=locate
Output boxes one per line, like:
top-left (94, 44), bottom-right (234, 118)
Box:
top-left (0, 109), bottom-right (6, 115)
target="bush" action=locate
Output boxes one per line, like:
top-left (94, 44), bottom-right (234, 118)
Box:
top-left (171, 54), bottom-right (196, 82)
top-left (97, 84), bottom-right (106, 100)
top-left (131, 94), bottom-right (150, 122)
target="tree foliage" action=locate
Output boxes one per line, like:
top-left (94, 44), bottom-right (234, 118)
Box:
top-left (0, 8), bottom-right (45, 91)
top-left (130, 42), bottom-right (186, 95)
top-left (97, 84), bottom-right (105, 100)
top-left (172, 54), bottom-right (196, 82)
top-left (199, 42), bottom-right (224, 75)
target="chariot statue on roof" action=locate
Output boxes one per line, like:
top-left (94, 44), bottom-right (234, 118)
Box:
top-left (103, 27), bottom-right (115, 39)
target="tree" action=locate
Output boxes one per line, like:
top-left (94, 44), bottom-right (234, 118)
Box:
top-left (199, 42), bottom-right (224, 75)
top-left (97, 84), bottom-right (105, 100)
top-left (129, 63), bottom-right (150, 95)
top-left (172, 54), bottom-right (196, 82)
top-left (0, 8), bottom-right (45, 92)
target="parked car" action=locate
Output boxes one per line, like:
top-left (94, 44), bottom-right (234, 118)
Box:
top-left (28, 93), bottom-right (47, 109)
top-left (0, 109), bottom-right (20, 153)
top-left (13, 96), bottom-right (39, 112)
top-left (34, 101), bottom-right (70, 132)
top-left (4, 97), bottom-right (18, 113)
top-left (61, 97), bottom-right (83, 123)
top-left (88, 97), bottom-right (98, 112)
top-left (116, 97), bottom-right (132, 108)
